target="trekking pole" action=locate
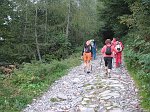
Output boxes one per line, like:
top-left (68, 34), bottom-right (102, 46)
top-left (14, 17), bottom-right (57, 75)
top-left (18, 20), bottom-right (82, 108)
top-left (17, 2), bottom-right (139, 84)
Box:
top-left (100, 53), bottom-right (103, 69)
top-left (112, 57), bottom-right (114, 68)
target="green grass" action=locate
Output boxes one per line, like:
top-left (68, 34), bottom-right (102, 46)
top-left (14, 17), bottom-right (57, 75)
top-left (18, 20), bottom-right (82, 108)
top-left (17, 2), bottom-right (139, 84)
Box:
top-left (0, 52), bottom-right (81, 112)
top-left (124, 57), bottom-right (150, 111)
top-left (50, 98), bottom-right (59, 102)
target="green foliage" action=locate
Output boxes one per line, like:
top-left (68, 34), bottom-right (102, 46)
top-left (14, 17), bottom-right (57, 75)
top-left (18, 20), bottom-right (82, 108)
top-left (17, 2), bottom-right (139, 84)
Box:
top-left (122, 1), bottom-right (150, 110)
top-left (97, 0), bottom-right (150, 110)
top-left (97, 0), bottom-right (130, 37)
top-left (0, 52), bottom-right (81, 112)
top-left (124, 35), bottom-right (150, 110)
top-left (41, 33), bottom-right (73, 62)
top-left (0, 0), bottom-right (100, 63)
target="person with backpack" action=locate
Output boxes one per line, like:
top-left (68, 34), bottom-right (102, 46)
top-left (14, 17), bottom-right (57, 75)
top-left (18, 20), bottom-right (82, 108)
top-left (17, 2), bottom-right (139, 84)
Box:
top-left (114, 38), bottom-right (124, 68)
top-left (91, 39), bottom-right (97, 60)
top-left (101, 39), bottom-right (117, 78)
top-left (81, 40), bottom-right (92, 73)
top-left (111, 37), bottom-right (117, 64)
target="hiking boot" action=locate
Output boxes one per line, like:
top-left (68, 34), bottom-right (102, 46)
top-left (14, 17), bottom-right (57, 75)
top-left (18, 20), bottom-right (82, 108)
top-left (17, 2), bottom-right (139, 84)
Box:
top-left (105, 67), bottom-right (108, 77)
top-left (105, 72), bottom-right (108, 78)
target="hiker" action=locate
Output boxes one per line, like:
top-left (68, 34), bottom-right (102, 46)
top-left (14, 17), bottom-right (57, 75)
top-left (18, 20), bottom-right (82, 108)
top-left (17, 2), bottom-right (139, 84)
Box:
top-left (101, 39), bottom-right (117, 78)
top-left (114, 38), bottom-right (124, 68)
top-left (111, 38), bottom-right (117, 64)
top-left (111, 38), bottom-right (116, 47)
top-left (81, 40), bottom-right (92, 73)
top-left (91, 39), bottom-right (97, 60)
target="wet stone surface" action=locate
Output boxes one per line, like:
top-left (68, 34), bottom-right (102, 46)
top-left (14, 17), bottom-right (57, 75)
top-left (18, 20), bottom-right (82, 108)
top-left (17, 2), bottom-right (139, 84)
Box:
top-left (23, 55), bottom-right (145, 112)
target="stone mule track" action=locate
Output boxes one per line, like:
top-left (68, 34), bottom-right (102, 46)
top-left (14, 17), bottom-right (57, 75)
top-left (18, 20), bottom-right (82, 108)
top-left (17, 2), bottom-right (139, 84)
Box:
top-left (23, 55), bottom-right (144, 112)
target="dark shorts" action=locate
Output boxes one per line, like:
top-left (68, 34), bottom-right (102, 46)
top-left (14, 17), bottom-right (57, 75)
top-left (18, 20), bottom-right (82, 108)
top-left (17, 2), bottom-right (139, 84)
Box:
top-left (104, 57), bottom-right (113, 69)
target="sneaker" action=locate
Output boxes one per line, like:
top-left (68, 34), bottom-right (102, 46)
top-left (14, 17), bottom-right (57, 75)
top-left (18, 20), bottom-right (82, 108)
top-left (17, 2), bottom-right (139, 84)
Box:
top-left (105, 72), bottom-right (108, 78)
top-left (87, 71), bottom-right (90, 74)
top-left (105, 69), bottom-right (108, 77)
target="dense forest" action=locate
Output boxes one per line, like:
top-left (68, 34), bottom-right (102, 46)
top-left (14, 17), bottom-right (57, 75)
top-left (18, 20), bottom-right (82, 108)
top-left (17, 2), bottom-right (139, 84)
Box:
top-left (0, 0), bottom-right (149, 111)
top-left (0, 0), bottom-right (99, 63)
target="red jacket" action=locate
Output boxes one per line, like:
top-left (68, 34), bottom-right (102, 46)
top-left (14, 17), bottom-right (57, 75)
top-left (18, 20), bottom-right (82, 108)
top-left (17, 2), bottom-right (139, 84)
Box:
top-left (101, 44), bottom-right (117, 57)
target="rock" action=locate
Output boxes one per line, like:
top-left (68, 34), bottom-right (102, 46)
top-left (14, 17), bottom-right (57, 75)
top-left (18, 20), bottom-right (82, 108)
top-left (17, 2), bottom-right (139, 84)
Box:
top-left (89, 104), bottom-right (98, 108)
top-left (101, 95), bottom-right (112, 100)
top-left (84, 94), bottom-right (95, 98)
top-left (107, 92), bottom-right (120, 98)
top-left (109, 84), bottom-right (124, 89)
top-left (100, 90), bottom-right (111, 96)
top-left (79, 107), bottom-right (95, 112)
top-left (81, 100), bottom-right (88, 105)
top-left (85, 85), bottom-right (95, 90)
top-left (72, 78), bottom-right (80, 83)
top-left (109, 108), bottom-right (123, 112)
top-left (81, 98), bottom-right (91, 105)
top-left (57, 93), bottom-right (68, 100)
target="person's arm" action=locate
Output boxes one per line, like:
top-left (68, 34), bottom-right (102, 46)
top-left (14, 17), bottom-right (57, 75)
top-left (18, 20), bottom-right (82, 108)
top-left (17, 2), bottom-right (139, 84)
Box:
top-left (81, 47), bottom-right (84, 59)
top-left (111, 40), bottom-right (114, 45)
top-left (90, 45), bottom-right (93, 57)
top-left (121, 42), bottom-right (124, 50)
top-left (101, 45), bottom-right (105, 54)
top-left (82, 47), bottom-right (84, 56)
top-left (95, 43), bottom-right (98, 51)
top-left (112, 46), bottom-right (117, 53)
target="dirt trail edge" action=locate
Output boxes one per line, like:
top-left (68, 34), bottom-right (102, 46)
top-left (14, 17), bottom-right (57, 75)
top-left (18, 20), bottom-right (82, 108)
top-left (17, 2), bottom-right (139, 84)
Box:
top-left (23, 55), bottom-right (144, 112)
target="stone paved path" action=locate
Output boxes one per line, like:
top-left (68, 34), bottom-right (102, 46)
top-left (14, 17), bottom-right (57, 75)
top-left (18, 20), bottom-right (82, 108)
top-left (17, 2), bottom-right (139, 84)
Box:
top-left (23, 55), bottom-right (144, 112)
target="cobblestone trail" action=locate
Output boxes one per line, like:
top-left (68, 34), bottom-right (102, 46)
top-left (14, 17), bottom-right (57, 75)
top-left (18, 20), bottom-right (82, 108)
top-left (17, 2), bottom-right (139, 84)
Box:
top-left (23, 55), bottom-right (144, 112)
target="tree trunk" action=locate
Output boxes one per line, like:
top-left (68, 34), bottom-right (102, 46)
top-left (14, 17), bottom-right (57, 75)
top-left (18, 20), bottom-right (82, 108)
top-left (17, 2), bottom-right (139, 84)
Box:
top-left (45, 0), bottom-right (48, 42)
top-left (66, 0), bottom-right (71, 38)
top-left (35, 5), bottom-right (42, 61)
top-left (23, 2), bottom-right (28, 39)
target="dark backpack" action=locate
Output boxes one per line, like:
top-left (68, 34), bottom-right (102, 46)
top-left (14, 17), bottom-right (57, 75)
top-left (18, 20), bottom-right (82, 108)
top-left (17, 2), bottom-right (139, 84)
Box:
top-left (105, 46), bottom-right (112, 55)
top-left (84, 45), bottom-right (91, 53)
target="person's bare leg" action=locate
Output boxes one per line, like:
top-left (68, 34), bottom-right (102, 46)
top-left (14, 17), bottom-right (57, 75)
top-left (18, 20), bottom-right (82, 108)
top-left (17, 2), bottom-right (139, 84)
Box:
top-left (87, 60), bottom-right (91, 73)
top-left (84, 61), bottom-right (87, 72)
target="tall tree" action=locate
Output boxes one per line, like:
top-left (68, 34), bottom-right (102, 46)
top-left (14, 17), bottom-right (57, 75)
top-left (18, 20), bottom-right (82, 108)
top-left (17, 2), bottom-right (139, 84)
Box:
top-left (34, 3), bottom-right (42, 61)
top-left (66, 0), bottom-right (71, 39)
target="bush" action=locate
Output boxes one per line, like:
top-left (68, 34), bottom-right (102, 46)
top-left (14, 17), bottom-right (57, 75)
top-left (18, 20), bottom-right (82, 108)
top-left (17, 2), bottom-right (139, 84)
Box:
top-left (124, 34), bottom-right (150, 110)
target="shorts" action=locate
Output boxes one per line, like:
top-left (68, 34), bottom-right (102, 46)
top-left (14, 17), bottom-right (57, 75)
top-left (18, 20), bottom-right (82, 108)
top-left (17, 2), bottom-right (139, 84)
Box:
top-left (83, 52), bottom-right (92, 61)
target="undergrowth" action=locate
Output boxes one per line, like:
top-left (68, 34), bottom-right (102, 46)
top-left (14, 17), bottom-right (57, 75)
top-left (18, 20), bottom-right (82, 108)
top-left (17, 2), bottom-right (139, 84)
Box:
top-left (124, 48), bottom-right (150, 111)
top-left (0, 52), bottom-right (81, 112)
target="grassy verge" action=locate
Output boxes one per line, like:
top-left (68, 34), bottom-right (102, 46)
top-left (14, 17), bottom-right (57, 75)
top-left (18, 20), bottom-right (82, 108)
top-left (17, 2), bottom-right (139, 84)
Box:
top-left (124, 53), bottom-right (150, 111)
top-left (0, 52), bottom-right (81, 112)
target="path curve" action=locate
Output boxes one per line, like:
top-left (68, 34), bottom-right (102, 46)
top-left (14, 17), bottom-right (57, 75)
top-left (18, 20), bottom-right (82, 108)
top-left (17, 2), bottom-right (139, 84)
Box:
top-left (23, 55), bottom-right (143, 112)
